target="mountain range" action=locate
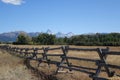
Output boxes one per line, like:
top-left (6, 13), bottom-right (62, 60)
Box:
top-left (0, 30), bottom-right (74, 42)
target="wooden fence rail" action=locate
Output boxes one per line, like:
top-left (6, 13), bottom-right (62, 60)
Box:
top-left (0, 45), bottom-right (120, 80)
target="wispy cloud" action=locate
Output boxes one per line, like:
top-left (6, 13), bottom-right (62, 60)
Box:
top-left (1, 0), bottom-right (25, 5)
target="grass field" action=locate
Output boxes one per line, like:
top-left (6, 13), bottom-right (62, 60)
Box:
top-left (0, 48), bottom-right (38, 80)
top-left (0, 45), bottom-right (120, 80)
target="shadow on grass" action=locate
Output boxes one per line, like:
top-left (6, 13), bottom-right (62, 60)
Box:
top-left (24, 59), bottom-right (58, 80)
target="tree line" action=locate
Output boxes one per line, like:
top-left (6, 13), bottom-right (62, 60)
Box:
top-left (13, 33), bottom-right (120, 46)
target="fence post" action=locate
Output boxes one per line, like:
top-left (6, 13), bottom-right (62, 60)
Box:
top-left (55, 46), bottom-right (72, 74)
top-left (92, 48), bottom-right (114, 80)
top-left (33, 48), bottom-right (38, 59)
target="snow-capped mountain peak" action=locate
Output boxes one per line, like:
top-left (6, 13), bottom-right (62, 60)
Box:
top-left (46, 29), bottom-right (54, 34)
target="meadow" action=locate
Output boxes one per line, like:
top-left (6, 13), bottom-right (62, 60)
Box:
top-left (0, 45), bottom-right (120, 80)
top-left (0, 47), bottom-right (38, 80)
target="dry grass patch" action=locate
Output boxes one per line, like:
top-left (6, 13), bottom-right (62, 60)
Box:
top-left (5, 45), bottom-right (120, 80)
top-left (0, 49), bottom-right (37, 80)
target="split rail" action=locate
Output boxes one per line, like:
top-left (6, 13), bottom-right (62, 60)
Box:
top-left (0, 45), bottom-right (120, 80)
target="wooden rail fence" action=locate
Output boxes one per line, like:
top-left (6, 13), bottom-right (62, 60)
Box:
top-left (0, 45), bottom-right (120, 80)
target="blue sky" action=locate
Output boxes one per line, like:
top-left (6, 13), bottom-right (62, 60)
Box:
top-left (0, 0), bottom-right (120, 34)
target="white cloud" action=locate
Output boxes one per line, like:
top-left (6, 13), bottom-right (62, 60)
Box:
top-left (1, 0), bottom-right (25, 5)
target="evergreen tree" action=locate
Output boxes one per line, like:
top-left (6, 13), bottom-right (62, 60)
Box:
top-left (16, 33), bottom-right (32, 44)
